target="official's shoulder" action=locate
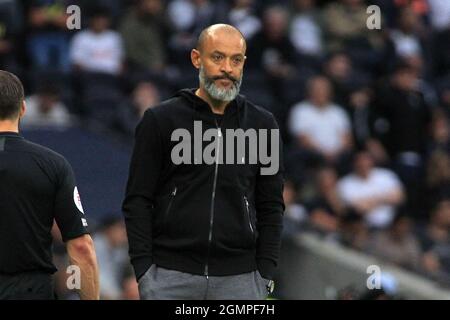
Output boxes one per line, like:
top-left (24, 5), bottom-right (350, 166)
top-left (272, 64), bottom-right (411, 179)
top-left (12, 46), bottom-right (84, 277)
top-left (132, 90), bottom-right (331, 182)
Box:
top-left (21, 139), bottom-right (69, 167)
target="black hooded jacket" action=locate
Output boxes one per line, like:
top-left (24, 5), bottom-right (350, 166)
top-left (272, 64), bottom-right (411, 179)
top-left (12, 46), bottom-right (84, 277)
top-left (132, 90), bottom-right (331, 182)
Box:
top-left (122, 89), bottom-right (285, 281)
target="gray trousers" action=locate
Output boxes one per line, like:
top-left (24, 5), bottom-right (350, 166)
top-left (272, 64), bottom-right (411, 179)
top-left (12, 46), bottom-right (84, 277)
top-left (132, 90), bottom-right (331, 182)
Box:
top-left (138, 264), bottom-right (269, 300)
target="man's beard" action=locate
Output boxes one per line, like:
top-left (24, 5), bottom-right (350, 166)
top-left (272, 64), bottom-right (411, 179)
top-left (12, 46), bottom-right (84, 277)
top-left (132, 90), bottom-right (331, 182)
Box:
top-left (199, 65), bottom-right (243, 102)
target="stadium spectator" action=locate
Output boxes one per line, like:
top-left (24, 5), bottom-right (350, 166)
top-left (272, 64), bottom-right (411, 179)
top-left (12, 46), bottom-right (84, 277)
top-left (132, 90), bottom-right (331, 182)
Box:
top-left (323, 51), bottom-right (370, 106)
top-left (288, 76), bottom-right (353, 170)
top-left (282, 180), bottom-right (307, 234)
top-left (339, 211), bottom-right (370, 251)
top-left (346, 86), bottom-right (372, 147)
top-left (114, 81), bottom-right (160, 138)
top-left (427, 0), bottom-right (450, 32)
top-left (247, 5), bottom-right (296, 78)
top-left (440, 81), bottom-right (450, 114)
top-left (120, 0), bottom-right (171, 74)
top-left (225, 0), bottom-right (261, 42)
top-left (418, 200), bottom-right (450, 285)
top-left (389, 7), bottom-right (428, 73)
top-left (374, 61), bottom-right (433, 218)
top-left (69, 7), bottom-right (125, 123)
top-left (337, 152), bottom-right (405, 229)
top-left (424, 151), bottom-right (450, 213)
top-left (168, 0), bottom-right (216, 37)
top-left (369, 213), bottom-right (422, 271)
top-left (0, 0), bottom-right (23, 74)
top-left (322, 0), bottom-right (383, 65)
top-left (428, 109), bottom-right (450, 154)
top-left (93, 216), bottom-right (129, 300)
top-left (346, 86), bottom-right (389, 165)
top-left (26, 0), bottom-right (71, 72)
top-left (167, 0), bottom-right (217, 69)
top-left (22, 83), bottom-right (73, 127)
top-left (289, 0), bottom-right (323, 58)
top-left (305, 167), bottom-right (345, 234)
top-left (76, 0), bottom-right (126, 25)
top-left (374, 63), bottom-right (433, 158)
top-left (70, 7), bottom-right (123, 76)
top-left (392, 0), bottom-right (429, 21)
top-left (432, 24), bottom-right (450, 78)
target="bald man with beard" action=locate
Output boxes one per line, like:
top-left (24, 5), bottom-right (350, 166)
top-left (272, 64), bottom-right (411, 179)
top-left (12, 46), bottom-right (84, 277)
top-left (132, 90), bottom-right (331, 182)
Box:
top-left (123, 24), bottom-right (284, 300)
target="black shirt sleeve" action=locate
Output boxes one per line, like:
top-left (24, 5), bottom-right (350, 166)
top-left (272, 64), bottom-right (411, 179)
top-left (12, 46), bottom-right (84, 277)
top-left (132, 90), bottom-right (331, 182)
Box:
top-left (54, 158), bottom-right (89, 242)
top-left (122, 109), bottom-right (163, 280)
top-left (255, 114), bottom-right (285, 280)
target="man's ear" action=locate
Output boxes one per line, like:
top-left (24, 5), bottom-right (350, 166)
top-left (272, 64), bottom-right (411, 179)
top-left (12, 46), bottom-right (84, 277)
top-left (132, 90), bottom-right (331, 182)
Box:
top-left (19, 100), bottom-right (26, 118)
top-left (191, 49), bottom-right (201, 69)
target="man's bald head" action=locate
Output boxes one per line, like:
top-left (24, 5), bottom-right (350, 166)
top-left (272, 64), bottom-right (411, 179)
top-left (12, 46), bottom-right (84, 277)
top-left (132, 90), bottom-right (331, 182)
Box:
top-left (196, 24), bottom-right (246, 52)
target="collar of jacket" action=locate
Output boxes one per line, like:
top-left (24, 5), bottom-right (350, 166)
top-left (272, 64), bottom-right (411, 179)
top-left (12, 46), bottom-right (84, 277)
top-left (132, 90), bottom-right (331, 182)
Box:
top-left (174, 88), bottom-right (247, 129)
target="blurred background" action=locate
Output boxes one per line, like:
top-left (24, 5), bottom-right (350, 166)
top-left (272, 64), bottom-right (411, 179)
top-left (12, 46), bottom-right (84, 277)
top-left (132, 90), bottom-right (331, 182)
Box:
top-left (1, 0), bottom-right (450, 300)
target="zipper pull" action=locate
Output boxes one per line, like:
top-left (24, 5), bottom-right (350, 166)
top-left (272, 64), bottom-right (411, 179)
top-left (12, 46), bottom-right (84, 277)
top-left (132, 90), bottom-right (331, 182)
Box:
top-left (172, 187), bottom-right (177, 196)
top-left (218, 128), bottom-right (222, 138)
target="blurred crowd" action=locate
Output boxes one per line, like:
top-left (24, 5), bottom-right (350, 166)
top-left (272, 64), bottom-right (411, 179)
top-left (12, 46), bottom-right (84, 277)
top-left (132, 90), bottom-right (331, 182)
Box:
top-left (1, 0), bottom-right (450, 299)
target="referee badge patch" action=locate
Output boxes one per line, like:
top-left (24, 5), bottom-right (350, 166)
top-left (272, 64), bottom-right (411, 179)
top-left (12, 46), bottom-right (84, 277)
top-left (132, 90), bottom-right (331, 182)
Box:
top-left (73, 187), bottom-right (85, 214)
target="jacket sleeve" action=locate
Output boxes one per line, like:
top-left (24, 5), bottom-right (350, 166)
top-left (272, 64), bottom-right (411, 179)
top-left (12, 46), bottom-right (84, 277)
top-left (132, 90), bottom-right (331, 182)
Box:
top-left (255, 115), bottom-right (285, 280)
top-left (122, 109), bottom-right (163, 280)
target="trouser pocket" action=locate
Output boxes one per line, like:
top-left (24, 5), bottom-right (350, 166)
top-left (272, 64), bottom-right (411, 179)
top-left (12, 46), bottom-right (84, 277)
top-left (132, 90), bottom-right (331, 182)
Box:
top-left (255, 271), bottom-right (269, 300)
top-left (138, 264), bottom-right (156, 299)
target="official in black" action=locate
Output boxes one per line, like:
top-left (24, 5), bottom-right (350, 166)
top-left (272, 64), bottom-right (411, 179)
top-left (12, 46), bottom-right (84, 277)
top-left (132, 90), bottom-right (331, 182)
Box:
top-left (0, 70), bottom-right (99, 300)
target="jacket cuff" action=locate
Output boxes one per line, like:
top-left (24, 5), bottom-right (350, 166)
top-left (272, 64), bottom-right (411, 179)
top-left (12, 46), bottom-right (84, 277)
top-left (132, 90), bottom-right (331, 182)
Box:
top-left (132, 256), bottom-right (153, 281)
top-left (257, 258), bottom-right (276, 280)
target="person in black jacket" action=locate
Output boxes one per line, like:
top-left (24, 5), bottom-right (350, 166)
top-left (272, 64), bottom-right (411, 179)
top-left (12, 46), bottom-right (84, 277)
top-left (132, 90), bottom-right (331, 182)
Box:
top-left (0, 70), bottom-right (99, 300)
top-left (122, 24), bottom-right (285, 300)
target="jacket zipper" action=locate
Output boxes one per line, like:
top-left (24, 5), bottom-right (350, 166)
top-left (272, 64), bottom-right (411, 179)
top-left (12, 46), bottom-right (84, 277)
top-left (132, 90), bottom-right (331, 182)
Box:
top-left (164, 187), bottom-right (177, 227)
top-left (243, 195), bottom-right (254, 235)
top-left (204, 120), bottom-right (222, 278)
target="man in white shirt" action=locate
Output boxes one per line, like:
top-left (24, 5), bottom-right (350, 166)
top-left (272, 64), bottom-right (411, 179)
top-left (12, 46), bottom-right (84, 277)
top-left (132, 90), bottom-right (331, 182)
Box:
top-left (289, 0), bottom-right (323, 57)
top-left (22, 84), bottom-right (73, 128)
top-left (338, 152), bottom-right (405, 229)
top-left (289, 75), bottom-right (352, 166)
top-left (70, 7), bottom-right (124, 75)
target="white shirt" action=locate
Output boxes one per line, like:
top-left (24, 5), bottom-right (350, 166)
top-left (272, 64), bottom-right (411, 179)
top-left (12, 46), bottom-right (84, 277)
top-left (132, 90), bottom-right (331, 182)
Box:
top-left (229, 8), bottom-right (261, 40)
top-left (338, 168), bottom-right (403, 228)
top-left (289, 101), bottom-right (350, 153)
top-left (290, 13), bottom-right (323, 56)
top-left (390, 30), bottom-right (422, 58)
top-left (168, 0), bottom-right (196, 31)
top-left (70, 30), bottom-right (123, 75)
top-left (22, 95), bottom-right (72, 127)
top-left (428, 0), bottom-right (450, 31)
